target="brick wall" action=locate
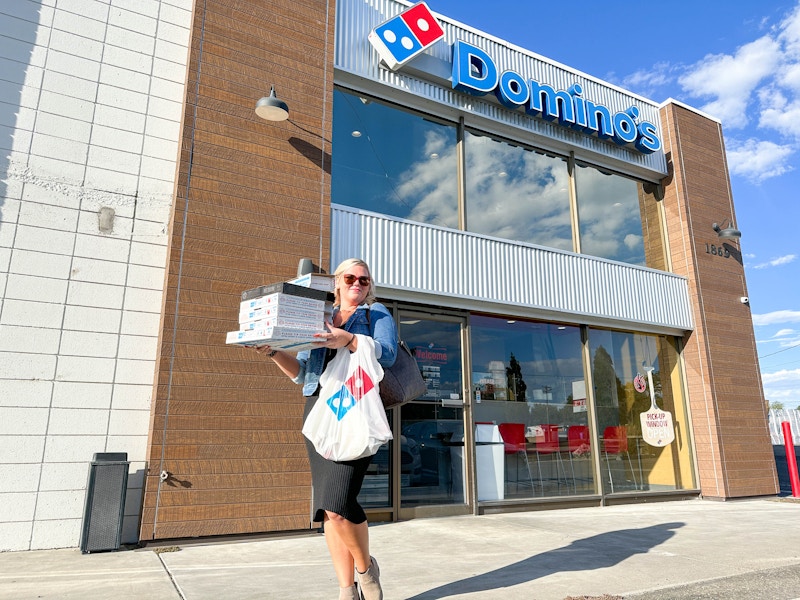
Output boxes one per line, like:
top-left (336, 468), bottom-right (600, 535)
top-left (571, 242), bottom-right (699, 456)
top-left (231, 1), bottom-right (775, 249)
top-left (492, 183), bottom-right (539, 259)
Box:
top-left (659, 102), bottom-right (778, 498)
top-left (139, 0), bottom-right (335, 540)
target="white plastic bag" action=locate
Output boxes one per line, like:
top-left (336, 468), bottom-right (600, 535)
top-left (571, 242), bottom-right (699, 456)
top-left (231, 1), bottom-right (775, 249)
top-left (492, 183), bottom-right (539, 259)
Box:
top-left (302, 335), bottom-right (393, 461)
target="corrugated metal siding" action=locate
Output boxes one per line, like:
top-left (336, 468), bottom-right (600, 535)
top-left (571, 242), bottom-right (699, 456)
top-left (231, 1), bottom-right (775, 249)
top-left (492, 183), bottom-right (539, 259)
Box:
top-left (335, 0), bottom-right (667, 178)
top-left (332, 205), bottom-right (693, 332)
top-left (769, 410), bottom-right (800, 445)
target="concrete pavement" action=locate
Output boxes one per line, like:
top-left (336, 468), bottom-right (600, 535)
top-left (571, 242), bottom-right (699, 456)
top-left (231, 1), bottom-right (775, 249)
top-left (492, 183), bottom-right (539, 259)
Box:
top-left (1, 497), bottom-right (799, 599)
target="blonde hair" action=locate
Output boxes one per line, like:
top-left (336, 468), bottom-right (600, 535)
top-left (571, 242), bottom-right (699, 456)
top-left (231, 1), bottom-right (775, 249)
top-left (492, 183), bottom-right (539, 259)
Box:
top-left (333, 258), bottom-right (376, 306)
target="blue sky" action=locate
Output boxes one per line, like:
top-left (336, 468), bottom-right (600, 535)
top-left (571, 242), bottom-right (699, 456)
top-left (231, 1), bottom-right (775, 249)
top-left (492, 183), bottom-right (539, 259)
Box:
top-left (426, 0), bottom-right (800, 410)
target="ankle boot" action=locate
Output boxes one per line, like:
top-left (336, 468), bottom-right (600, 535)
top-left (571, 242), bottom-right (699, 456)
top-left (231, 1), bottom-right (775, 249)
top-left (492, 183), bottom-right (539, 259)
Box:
top-left (338, 584), bottom-right (359, 600)
top-left (356, 556), bottom-right (382, 600)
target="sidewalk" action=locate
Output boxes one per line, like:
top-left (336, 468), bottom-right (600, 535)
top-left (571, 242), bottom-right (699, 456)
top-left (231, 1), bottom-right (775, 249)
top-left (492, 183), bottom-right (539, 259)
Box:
top-left (1, 497), bottom-right (799, 600)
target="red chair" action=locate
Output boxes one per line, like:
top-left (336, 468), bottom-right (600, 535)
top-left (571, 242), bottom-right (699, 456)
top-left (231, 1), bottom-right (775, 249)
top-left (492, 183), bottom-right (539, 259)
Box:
top-left (602, 425), bottom-right (637, 492)
top-left (533, 424), bottom-right (568, 490)
top-left (567, 425), bottom-right (591, 492)
top-left (498, 423), bottom-right (535, 492)
top-left (568, 425), bottom-right (590, 453)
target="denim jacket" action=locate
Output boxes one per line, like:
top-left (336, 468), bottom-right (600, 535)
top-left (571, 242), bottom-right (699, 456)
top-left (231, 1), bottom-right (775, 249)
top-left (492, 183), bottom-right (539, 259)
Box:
top-left (293, 301), bottom-right (398, 396)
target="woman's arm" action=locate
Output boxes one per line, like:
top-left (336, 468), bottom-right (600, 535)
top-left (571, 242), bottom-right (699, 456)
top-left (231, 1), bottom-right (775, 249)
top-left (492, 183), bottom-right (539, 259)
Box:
top-left (369, 303), bottom-right (398, 367)
top-left (254, 345), bottom-right (302, 380)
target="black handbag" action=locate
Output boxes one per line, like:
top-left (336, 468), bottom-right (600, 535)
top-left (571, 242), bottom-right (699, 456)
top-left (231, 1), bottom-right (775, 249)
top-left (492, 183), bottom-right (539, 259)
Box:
top-left (379, 340), bottom-right (427, 408)
top-left (366, 308), bottom-right (427, 408)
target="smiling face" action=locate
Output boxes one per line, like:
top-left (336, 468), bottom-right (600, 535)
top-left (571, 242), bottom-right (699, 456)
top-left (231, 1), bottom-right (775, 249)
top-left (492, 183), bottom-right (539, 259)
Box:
top-left (337, 264), bottom-right (371, 308)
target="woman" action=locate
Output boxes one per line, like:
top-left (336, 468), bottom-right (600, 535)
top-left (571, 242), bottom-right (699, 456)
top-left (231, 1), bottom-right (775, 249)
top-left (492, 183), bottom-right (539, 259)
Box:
top-left (256, 258), bottom-right (397, 600)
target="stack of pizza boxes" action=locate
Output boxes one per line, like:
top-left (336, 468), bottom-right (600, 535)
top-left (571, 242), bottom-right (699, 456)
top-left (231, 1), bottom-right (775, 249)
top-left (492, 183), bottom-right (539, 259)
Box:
top-left (226, 275), bottom-right (335, 352)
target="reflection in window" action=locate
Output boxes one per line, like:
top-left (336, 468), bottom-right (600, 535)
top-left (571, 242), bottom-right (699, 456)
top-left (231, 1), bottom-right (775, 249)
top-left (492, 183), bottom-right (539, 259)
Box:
top-left (464, 132), bottom-right (572, 250)
top-left (331, 89), bottom-right (458, 228)
top-left (399, 317), bottom-right (465, 507)
top-left (588, 328), bottom-right (694, 493)
top-left (575, 163), bottom-right (646, 265)
top-left (470, 316), bottom-right (593, 498)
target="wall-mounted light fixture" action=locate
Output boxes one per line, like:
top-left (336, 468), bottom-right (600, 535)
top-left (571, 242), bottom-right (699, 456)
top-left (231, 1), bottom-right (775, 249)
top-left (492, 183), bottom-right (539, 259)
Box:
top-left (297, 258), bottom-right (315, 277)
top-left (255, 86), bottom-right (289, 121)
top-left (712, 220), bottom-right (741, 240)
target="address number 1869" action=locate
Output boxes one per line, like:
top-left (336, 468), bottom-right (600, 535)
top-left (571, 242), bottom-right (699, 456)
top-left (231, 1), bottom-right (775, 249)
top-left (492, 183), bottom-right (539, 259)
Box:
top-left (705, 243), bottom-right (730, 258)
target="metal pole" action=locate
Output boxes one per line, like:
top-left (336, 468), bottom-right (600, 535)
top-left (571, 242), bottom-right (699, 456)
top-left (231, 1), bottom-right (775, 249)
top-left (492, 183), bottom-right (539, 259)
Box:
top-left (781, 421), bottom-right (800, 498)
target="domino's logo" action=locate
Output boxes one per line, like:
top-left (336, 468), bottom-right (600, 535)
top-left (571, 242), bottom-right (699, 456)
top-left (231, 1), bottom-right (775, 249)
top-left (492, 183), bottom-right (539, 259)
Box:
top-left (368, 2), bottom-right (445, 71)
top-left (325, 366), bottom-right (376, 421)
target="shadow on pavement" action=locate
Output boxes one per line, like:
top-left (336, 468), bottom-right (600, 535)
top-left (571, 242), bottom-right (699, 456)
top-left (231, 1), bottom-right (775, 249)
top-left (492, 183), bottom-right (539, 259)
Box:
top-left (405, 522), bottom-right (685, 600)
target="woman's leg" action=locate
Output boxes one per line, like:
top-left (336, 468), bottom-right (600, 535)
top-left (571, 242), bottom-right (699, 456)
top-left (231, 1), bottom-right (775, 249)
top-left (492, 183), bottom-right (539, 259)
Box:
top-left (323, 511), bottom-right (371, 585)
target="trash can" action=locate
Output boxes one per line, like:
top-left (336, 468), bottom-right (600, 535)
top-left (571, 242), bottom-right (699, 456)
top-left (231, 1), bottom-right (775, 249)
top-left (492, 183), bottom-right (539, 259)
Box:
top-left (475, 423), bottom-right (505, 500)
top-left (79, 452), bottom-right (129, 553)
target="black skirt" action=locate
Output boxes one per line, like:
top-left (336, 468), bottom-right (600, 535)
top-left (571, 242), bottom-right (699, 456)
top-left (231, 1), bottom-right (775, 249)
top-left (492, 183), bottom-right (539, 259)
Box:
top-left (303, 395), bottom-right (373, 524)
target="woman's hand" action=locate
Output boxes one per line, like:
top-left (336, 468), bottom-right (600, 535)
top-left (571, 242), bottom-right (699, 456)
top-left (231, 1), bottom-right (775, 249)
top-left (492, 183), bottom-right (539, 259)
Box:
top-left (252, 344), bottom-right (275, 356)
top-left (251, 344), bottom-right (301, 379)
top-left (314, 322), bottom-right (356, 350)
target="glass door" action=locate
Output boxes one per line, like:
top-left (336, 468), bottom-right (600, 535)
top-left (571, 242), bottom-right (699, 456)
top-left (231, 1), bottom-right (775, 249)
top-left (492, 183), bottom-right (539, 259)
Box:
top-left (397, 311), bottom-right (470, 518)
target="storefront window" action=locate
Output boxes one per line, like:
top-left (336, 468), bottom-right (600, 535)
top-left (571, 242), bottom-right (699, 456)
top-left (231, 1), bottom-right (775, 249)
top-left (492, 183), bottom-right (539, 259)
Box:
top-left (470, 316), bottom-right (593, 499)
top-left (332, 89), bottom-right (458, 228)
top-left (464, 131), bottom-right (572, 250)
top-left (588, 329), bottom-right (694, 493)
top-left (575, 163), bottom-right (647, 266)
top-left (399, 316), bottom-right (466, 508)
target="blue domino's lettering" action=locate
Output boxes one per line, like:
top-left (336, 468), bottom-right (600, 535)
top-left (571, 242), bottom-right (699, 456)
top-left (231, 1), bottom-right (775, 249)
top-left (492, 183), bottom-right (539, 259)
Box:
top-left (452, 42), bottom-right (497, 95)
top-left (497, 71), bottom-right (528, 108)
top-left (528, 80), bottom-right (575, 125)
top-left (451, 41), bottom-right (662, 154)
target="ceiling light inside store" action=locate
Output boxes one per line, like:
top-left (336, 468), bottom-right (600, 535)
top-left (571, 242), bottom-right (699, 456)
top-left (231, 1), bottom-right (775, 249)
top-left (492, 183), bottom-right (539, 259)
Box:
top-left (351, 130), bottom-right (362, 137)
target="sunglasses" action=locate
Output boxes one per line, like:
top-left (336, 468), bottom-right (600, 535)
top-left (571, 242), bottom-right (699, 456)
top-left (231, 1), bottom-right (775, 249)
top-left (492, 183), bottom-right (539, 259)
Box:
top-left (342, 274), bottom-right (371, 286)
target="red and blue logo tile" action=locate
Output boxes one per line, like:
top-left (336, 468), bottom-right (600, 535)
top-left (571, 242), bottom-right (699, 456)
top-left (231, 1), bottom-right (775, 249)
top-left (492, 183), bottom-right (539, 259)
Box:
top-left (368, 2), bottom-right (445, 71)
top-left (326, 366), bottom-right (376, 420)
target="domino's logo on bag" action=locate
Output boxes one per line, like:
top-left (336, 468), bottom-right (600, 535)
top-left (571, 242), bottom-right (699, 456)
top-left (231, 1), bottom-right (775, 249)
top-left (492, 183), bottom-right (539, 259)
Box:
top-left (326, 366), bottom-right (376, 421)
top-left (368, 2), bottom-right (445, 71)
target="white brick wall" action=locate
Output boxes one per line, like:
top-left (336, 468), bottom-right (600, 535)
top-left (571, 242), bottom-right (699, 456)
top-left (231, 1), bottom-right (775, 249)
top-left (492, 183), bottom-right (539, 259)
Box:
top-left (0, 0), bottom-right (191, 551)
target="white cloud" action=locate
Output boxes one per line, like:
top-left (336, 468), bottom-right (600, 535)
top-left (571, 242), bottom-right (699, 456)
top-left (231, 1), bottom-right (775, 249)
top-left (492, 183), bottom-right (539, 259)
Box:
top-left (623, 233), bottom-right (642, 249)
top-left (757, 90), bottom-right (800, 137)
top-left (678, 36), bottom-right (782, 128)
top-left (725, 138), bottom-right (795, 182)
top-left (762, 368), bottom-right (800, 384)
top-left (761, 368), bottom-right (800, 409)
top-left (752, 309), bottom-right (800, 326)
top-left (752, 253), bottom-right (798, 268)
top-left (774, 328), bottom-right (798, 337)
top-left (628, 4), bottom-right (800, 184)
top-left (777, 3), bottom-right (800, 62)
top-left (617, 63), bottom-right (676, 98)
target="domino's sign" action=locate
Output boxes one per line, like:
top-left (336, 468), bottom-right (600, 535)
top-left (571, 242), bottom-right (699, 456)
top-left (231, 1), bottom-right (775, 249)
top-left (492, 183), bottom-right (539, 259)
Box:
top-left (368, 2), bottom-right (445, 71)
top-left (451, 40), bottom-right (661, 154)
top-left (367, 3), bottom-right (661, 155)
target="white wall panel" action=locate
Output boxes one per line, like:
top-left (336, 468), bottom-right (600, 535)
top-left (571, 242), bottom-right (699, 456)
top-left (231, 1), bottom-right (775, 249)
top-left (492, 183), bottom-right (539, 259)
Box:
top-left (0, 0), bottom-right (191, 550)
